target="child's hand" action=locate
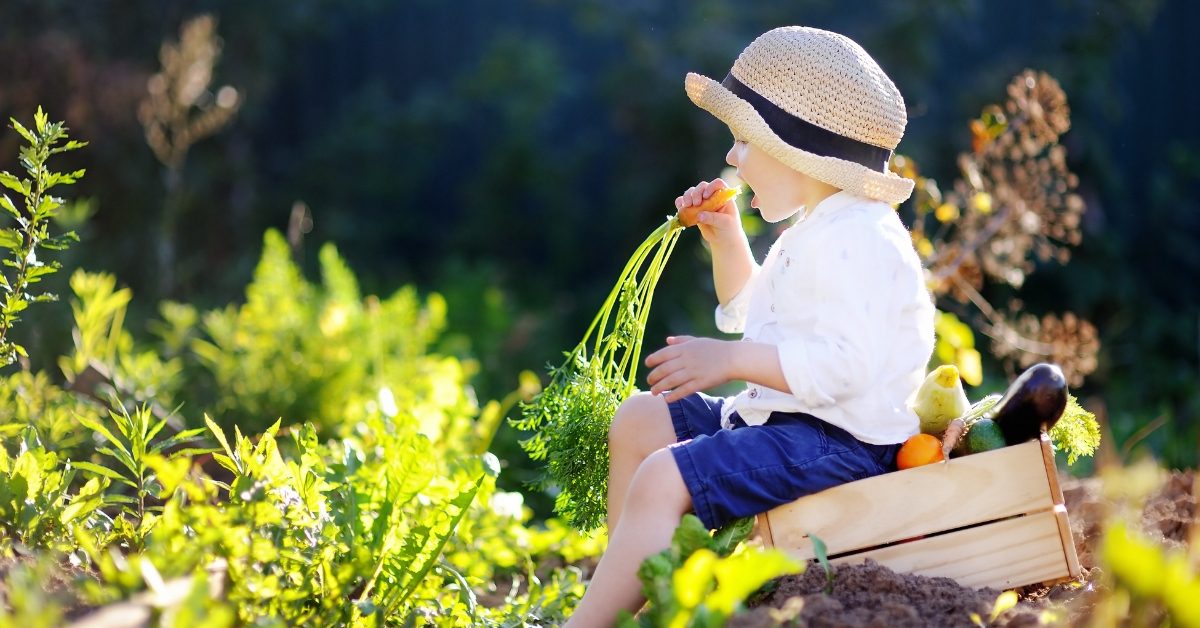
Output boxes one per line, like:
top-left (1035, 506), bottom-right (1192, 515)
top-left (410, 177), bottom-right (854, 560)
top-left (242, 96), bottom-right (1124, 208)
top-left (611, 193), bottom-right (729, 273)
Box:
top-left (675, 179), bottom-right (744, 249)
top-left (645, 335), bottom-right (733, 403)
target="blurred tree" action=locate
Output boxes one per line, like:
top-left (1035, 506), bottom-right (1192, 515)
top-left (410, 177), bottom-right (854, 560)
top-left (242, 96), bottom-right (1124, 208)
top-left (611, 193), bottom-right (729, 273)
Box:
top-left (1, 0), bottom-right (1197, 473)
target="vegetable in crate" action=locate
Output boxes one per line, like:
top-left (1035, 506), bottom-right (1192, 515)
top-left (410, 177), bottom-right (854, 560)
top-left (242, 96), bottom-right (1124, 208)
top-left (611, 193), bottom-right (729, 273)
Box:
top-left (942, 363), bottom-right (1080, 459)
top-left (943, 393), bottom-right (1002, 458)
top-left (964, 418), bottom-right (1006, 454)
top-left (897, 433), bottom-right (944, 469)
top-left (990, 362), bottom-right (1068, 445)
top-left (513, 187), bottom-right (741, 531)
top-left (911, 364), bottom-right (970, 435)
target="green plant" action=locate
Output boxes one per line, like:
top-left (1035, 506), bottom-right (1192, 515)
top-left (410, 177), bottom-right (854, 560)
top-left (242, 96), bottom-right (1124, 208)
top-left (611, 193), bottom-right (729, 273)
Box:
top-left (1084, 459), bottom-right (1200, 628)
top-left (514, 205), bottom-right (711, 531)
top-left (809, 533), bottom-right (835, 594)
top-left (0, 107), bottom-right (86, 367)
top-left (158, 230), bottom-right (470, 439)
top-left (620, 515), bottom-right (803, 627)
top-left (0, 370), bottom-right (106, 457)
top-left (0, 427), bottom-right (106, 553)
top-left (59, 270), bottom-right (184, 411)
top-left (0, 225), bottom-right (605, 624)
top-left (1048, 394), bottom-right (1100, 464)
top-left (72, 404), bottom-right (206, 549)
top-left (1098, 521), bottom-right (1200, 627)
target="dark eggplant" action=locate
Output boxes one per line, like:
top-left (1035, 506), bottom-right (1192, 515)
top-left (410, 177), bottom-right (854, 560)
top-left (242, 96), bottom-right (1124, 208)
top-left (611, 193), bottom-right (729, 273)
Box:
top-left (987, 363), bottom-right (1069, 445)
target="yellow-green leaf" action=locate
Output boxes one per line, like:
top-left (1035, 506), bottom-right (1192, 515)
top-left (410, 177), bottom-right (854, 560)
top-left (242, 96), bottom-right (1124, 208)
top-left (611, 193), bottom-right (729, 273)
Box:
top-left (989, 590), bottom-right (1018, 622)
top-left (707, 548), bottom-right (803, 614)
top-left (957, 347), bottom-right (983, 386)
top-left (672, 548), bottom-right (717, 609)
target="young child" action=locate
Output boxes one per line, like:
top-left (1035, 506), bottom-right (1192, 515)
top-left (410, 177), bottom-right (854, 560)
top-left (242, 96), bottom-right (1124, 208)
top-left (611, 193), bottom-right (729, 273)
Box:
top-left (564, 26), bottom-right (934, 625)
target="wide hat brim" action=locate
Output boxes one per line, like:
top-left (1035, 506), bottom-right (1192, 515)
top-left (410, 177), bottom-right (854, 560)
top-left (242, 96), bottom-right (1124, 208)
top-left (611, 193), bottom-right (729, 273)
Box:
top-left (685, 72), bottom-right (914, 205)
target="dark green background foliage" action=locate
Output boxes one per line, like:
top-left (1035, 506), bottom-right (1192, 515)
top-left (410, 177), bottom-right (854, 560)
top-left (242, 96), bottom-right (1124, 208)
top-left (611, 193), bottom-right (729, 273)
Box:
top-left (2, 0), bottom-right (1198, 478)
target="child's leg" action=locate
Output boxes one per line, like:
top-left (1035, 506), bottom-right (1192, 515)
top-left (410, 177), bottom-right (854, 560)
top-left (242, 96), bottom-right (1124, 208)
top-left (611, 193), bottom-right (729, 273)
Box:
top-left (606, 392), bottom-right (676, 530)
top-left (565, 449), bottom-right (691, 627)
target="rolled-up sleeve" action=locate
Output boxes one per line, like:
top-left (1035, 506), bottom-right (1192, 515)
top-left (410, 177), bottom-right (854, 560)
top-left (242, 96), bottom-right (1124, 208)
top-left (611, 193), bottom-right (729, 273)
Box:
top-left (775, 221), bottom-right (893, 407)
top-left (714, 264), bottom-right (760, 334)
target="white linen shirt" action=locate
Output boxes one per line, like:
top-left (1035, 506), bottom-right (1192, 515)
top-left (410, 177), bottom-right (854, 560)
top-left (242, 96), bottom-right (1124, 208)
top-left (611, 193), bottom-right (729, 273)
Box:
top-left (716, 191), bottom-right (935, 445)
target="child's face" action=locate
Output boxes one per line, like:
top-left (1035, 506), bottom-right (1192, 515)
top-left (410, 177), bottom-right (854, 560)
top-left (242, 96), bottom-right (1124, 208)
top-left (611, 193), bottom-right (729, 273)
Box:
top-left (725, 139), bottom-right (812, 223)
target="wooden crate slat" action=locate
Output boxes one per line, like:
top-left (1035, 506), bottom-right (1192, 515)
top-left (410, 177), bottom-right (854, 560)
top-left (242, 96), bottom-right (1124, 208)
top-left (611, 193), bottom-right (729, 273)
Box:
top-left (1038, 433), bottom-right (1083, 580)
top-left (764, 440), bottom-right (1055, 560)
top-left (827, 510), bottom-right (1071, 590)
top-left (1038, 433), bottom-right (1068, 507)
top-left (1052, 504), bottom-right (1082, 580)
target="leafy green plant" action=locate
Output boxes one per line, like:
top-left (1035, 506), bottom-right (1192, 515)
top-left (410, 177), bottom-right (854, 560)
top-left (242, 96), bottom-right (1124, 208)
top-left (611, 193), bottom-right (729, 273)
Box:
top-left (59, 270), bottom-right (184, 411)
top-left (621, 515), bottom-right (803, 627)
top-left (514, 209), bottom-right (703, 531)
top-left (72, 404), bottom-right (206, 549)
top-left (933, 311), bottom-right (983, 386)
top-left (0, 225), bottom-right (603, 624)
top-left (1082, 459), bottom-right (1200, 628)
top-left (0, 107), bottom-right (86, 367)
top-left (0, 369), bottom-right (106, 457)
top-left (0, 427), bottom-right (106, 552)
top-left (1048, 394), bottom-right (1100, 465)
top-left (157, 230), bottom-right (470, 439)
top-left (1098, 520), bottom-right (1200, 628)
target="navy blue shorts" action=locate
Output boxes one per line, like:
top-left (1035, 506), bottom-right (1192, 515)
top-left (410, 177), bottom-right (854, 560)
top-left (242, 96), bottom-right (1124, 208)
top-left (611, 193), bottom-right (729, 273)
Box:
top-left (667, 392), bottom-right (902, 530)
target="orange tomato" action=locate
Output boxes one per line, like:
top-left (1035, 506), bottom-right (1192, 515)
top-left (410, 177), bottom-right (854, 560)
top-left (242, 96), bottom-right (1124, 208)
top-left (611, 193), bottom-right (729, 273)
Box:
top-left (896, 433), bottom-right (945, 469)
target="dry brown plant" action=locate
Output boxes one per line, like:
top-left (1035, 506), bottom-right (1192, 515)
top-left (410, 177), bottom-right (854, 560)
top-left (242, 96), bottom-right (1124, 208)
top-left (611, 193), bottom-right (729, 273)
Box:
top-left (138, 14), bottom-right (241, 296)
top-left (898, 70), bottom-right (1099, 387)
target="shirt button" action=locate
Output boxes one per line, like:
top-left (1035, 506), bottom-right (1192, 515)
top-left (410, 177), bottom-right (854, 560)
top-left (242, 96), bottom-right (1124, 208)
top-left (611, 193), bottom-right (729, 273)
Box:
top-left (770, 304), bottom-right (776, 313)
top-left (785, 257), bottom-right (791, 267)
top-left (749, 387), bottom-right (759, 399)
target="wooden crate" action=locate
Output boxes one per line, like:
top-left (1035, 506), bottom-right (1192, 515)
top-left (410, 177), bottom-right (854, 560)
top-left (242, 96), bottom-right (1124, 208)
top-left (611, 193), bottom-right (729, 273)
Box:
top-left (755, 433), bottom-right (1081, 590)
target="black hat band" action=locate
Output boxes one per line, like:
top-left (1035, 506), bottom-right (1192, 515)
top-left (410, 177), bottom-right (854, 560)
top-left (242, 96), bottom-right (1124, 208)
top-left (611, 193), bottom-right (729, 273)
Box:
top-left (721, 73), bottom-right (893, 172)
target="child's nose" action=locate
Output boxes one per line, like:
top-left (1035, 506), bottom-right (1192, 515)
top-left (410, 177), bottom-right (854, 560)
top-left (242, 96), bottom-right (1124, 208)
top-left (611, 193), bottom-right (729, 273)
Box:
top-left (725, 143), bottom-right (739, 167)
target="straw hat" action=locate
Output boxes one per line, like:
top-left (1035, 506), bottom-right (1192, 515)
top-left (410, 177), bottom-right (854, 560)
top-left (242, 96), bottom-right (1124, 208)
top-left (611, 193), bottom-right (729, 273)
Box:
top-left (686, 26), bottom-right (914, 205)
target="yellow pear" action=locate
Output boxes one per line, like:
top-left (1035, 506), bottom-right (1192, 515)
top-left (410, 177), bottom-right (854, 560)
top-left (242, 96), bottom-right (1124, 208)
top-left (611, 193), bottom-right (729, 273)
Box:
top-left (911, 365), bottom-right (971, 435)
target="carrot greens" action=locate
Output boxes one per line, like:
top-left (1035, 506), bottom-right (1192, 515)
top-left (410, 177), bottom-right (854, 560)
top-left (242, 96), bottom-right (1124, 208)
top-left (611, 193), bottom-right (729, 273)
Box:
top-left (514, 195), bottom-right (734, 531)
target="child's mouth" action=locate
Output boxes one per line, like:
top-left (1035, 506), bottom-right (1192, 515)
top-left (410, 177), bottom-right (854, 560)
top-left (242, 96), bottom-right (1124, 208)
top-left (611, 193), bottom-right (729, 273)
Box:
top-left (751, 194), bottom-right (759, 208)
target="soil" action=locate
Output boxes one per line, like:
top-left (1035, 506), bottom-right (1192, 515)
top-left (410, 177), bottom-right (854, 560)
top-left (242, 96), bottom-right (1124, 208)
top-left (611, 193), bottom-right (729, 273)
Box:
top-left (736, 470), bottom-right (1196, 627)
top-left (0, 554), bottom-right (95, 620)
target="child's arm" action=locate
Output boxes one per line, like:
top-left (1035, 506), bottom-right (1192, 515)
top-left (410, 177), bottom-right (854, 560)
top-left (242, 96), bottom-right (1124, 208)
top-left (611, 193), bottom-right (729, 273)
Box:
top-left (647, 219), bottom-right (905, 405)
top-left (676, 179), bottom-right (755, 305)
top-left (645, 335), bottom-right (787, 403)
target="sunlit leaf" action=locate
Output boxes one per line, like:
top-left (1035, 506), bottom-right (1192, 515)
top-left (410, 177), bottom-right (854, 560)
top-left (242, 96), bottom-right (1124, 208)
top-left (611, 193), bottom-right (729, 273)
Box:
top-left (707, 548), bottom-right (803, 614)
top-left (672, 548), bottom-right (717, 609)
top-left (957, 347), bottom-right (983, 386)
top-left (989, 590), bottom-right (1018, 622)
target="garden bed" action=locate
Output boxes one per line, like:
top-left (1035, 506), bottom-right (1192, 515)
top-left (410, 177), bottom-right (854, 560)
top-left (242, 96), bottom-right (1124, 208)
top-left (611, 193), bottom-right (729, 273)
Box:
top-left (734, 470), bottom-right (1195, 627)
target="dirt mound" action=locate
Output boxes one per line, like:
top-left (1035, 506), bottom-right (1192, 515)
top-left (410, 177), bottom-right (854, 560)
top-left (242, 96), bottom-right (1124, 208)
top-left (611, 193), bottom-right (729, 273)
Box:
top-left (739, 470), bottom-right (1195, 627)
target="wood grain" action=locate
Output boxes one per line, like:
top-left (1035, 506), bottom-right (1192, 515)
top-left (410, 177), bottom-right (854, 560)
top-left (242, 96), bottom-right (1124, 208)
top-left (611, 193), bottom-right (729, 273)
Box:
top-left (764, 440), bottom-right (1055, 560)
top-left (1038, 433), bottom-right (1083, 579)
top-left (828, 510), bottom-right (1071, 590)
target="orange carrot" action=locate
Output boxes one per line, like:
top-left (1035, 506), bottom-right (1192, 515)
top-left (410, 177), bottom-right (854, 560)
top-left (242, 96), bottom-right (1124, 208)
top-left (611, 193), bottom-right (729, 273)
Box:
top-left (941, 418), bottom-right (966, 461)
top-left (677, 187), bottom-right (740, 228)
